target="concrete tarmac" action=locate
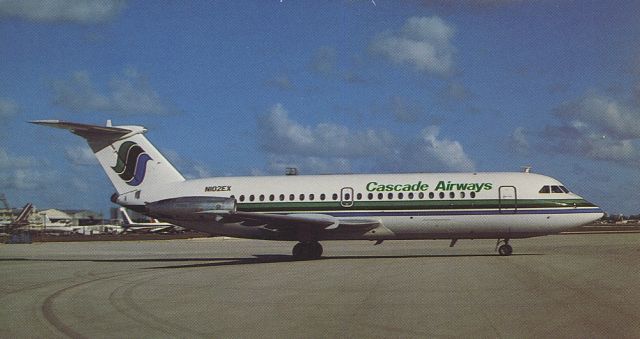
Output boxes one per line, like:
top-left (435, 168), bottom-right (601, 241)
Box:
top-left (1, 234), bottom-right (639, 338)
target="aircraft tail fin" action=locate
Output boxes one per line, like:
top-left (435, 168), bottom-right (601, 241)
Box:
top-left (14, 203), bottom-right (33, 225)
top-left (31, 120), bottom-right (185, 195)
top-left (119, 207), bottom-right (135, 226)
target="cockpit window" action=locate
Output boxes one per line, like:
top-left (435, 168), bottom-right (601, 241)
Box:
top-left (540, 185), bottom-right (570, 194)
top-left (551, 185), bottom-right (563, 193)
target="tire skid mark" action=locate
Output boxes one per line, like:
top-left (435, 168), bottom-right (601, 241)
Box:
top-left (1, 268), bottom-right (134, 299)
top-left (108, 270), bottom-right (209, 337)
top-left (41, 272), bottom-right (134, 339)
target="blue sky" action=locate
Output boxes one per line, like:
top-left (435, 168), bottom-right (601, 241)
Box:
top-left (1, 0), bottom-right (640, 216)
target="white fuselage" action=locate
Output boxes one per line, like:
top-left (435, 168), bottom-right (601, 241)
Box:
top-left (116, 172), bottom-right (603, 241)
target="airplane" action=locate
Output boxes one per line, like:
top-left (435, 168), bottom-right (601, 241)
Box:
top-left (119, 207), bottom-right (182, 234)
top-left (31, 119), bottom-right (604, 259)
top-left (3, 203), bottom-right (34, 233)
top-left (39, 213), bottom-right (78, 234)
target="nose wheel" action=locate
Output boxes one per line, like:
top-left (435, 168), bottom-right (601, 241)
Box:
top-left (292, 241), bottom-right (323, 260)
top-left (496, 239), bottom-right (513, 256)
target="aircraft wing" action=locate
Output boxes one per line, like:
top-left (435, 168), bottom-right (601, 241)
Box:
top-left (201, 210), bottom-right (380, 231)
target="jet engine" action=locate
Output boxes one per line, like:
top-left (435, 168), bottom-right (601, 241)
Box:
top-left (146, 196), bottom-right (236, 220)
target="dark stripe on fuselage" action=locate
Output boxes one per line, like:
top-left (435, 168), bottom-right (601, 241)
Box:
top-left (321, 208), bottom-right (603, 218)
top-left (235, 199), bottom-right (597, 213)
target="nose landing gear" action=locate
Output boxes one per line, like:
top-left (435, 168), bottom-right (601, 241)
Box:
top-left (496, 239), bottom-right (513, 256)
top-left (292, 241), bottom-right (323, 260)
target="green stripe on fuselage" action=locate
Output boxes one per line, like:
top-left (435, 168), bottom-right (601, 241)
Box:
top-left (237, 199), bottom-right (595, 213)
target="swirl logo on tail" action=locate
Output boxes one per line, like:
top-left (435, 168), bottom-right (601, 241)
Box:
top-left (111, 141), bottom-right (152, 186)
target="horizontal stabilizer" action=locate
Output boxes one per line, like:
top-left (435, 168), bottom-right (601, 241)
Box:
top-left (30, 120), bottom-right (139, 152)
top-left (30, 120), bottom-right (132, 138)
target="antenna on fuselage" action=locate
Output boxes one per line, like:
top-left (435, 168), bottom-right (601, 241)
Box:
top-left (521, 166), bottom-right (532, 173)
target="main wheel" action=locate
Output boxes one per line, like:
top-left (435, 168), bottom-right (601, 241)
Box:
top-left (310, 242), bottom-right (323, 259)
top-left (292, 242), bottom-right (323, 260)
top-left (292, 242), bottom-right (305, 259)
top-left (498, 244), bottom-right (513, 256)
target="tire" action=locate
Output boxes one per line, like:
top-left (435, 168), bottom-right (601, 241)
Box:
top-left (292, 242), bottom-right (304, 259)
top-left (292, 242), bottom-right (323, 260)
top-left (498, 244), bottom-right (513, 256)
top-left (310, 242), bottom-right (323, 259)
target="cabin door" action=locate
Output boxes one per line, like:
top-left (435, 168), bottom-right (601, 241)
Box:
top-left (340, 187), bottom-right (354, 208)
top-left (499, 186), bottom-right (517, 213)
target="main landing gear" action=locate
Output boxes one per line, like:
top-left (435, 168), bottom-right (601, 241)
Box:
top-left (292, 241), bottom-right (323, 260)
top-left (496, 239), bottom-right (513, 256)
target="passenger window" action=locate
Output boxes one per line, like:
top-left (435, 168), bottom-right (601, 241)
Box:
top-left (408, 192), bottom-right (414, 199)
top-left (368, 193), bottom-right (373, 200)
top-left (344, 193), bottom-right (351, 200)
top-left (309, 194), bottom-right (315, 201)
top-left (239, 195), bottom-right (245, 202)
top-left (332, 193), bottom-right (338, 200)
top-left (398, 193), bottom-right (404, 199)
top-left (299, 194), bottom-right (305, 201)
top-left (259, 195), bottom-right (265, 201)
top-left (388, 193), bottom-right (393, 200)
top-left (450, 192), bottom-right (455, 199)
top-left (279, 194), bottom-right (285, 201)
top-left (356, 193), bottom-right (362, 200)
top-left (470, 192), bottom-right (476, 198)
top-left (269, 194), bottom-right (274, 201)
top-left (460, 192), bottom-right (466, 198)
top-left (378, 193), bottom-right (383, 200)
top-left (439, 192), bottom-right (445, 199)
top-left (320, 194), bottom-right (326, 201)
top-left (551, 185), bottom-right (563, 193)
top-left (419, 192), bottom-right (425, 199)
top-left (539, 186), bottom-right (550, 194)
top-left (289, 194), bottom-right (295, 201)
top-left (249, 195), bottom-right (255, 202)
top-left (429, 192), bottom-right (434, 199)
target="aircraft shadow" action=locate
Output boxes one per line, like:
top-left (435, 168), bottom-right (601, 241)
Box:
top-left (146, 253), bottom-right (542, 269)
top-left (0, 253), bottom-right (542, 270)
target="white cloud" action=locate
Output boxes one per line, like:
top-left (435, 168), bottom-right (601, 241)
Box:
top-left (544, 93), bottom-right (640, 165)
top-left (0, 97), bottom-right (19, 118)
top-left (52, 68), bottom-right (175, 115)
top-left (259, 103), bottom-right (475, 173)
top-left (554, 94), bottom-right (640, 140)
top-left (161, 148), bottom-right (212, 179)
top-left (0, 148), bottom-right (33, 169)
top-left (65, 145), bottom-right (98, 166)
top-left (0, 0), bottom-right (125, 23)
top-left (266, 154), bottom-right (352, 175)
top-left (510, 127), bottom-right (529, 154)
top-left (0, 148), bottom-right (56, 190)
top-left (259, 103), bottom-right (394, 158)
top-left (417, 126), bottom-right (475, 171)
top-left (371, 16), bottom-right (455, 75)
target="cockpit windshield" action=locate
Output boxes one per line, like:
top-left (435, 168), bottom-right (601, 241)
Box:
top-left (539, 185), bottom-right (570, 194)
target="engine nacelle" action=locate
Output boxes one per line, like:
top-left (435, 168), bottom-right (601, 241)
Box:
top-left (146, 196), bottom-right (236, 220)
